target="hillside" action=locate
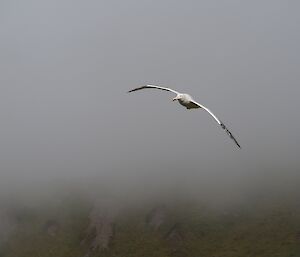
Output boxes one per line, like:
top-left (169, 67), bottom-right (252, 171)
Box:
top-left (1, 190), bottom-right (300, 257)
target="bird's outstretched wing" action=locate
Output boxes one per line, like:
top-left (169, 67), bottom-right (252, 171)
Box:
top-left (128, 85), bottom-right (179, 95)
top-left (191, 100), bottom-right (241, 148)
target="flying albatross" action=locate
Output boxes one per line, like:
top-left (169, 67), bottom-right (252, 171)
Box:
top-left (128, 85), bottom-right (241, 148)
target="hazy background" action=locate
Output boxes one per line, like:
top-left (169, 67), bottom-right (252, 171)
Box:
top-left (0, 0), bottom-right (300, 206)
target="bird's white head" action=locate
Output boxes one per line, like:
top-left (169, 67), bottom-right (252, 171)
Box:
top-left (172, 95), bottom-right (181, 101)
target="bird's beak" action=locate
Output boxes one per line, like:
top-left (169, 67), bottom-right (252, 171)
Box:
top-left (172, 98), bottom-right (176, 101)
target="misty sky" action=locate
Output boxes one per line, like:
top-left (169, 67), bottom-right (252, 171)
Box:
top-left (1, 1), bottom-right (300, 198)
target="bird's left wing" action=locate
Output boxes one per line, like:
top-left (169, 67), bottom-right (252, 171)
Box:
top-left (128, 85), bottom-right (179, 95)
top-left (191, 100), bottom-right (241, 148)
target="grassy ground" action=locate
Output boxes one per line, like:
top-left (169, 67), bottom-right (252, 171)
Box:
top-left (1, 195), bottom-right (300, 257)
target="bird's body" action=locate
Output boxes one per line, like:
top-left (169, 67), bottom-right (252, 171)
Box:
top-left (176, 94), bottom-right (200, 109)
top-left (128, 85), bottom-right (241, 148)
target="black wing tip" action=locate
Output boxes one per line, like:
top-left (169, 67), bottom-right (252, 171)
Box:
top-left (127, 86), bottom-right (147, 93)
top-left (230, 136), bottom-right (241, 149)
top-left (232, 134), bottom-right (241, 149)
top-left (127, 88), bottom-right (138, 93)
top-left (220, 122), bottom-right (241, 149)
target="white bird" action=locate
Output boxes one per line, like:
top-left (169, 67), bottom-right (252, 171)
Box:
top-left (128, 84), bottom-right (241, 148)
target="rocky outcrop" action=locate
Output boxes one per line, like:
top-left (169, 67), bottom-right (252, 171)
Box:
top-left (146, 206), bottom-right (186, 256)
top-left (146, 205), bottom-right (166, 231)
top-left (165, 224), bottom-right (186, 256)
top-left (81, 200), bottom-right (118, 252)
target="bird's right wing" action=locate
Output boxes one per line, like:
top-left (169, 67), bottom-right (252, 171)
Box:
top-left (128, 85), bottom-right (179, 95)
top-left (191, 100), bottom-right (241, 148)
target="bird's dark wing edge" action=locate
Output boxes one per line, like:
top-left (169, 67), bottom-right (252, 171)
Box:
top-left (220, 122), bottom-right (241, 148)
top-left (127, 85), bottom-right (177, 94)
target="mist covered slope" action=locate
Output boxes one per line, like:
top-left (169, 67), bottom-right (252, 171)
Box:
top-left (1, 180), bottom-right (300, 257)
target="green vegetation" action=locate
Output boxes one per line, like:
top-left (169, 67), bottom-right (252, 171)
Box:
top-left (2, 195), bottom-right (300, 257)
